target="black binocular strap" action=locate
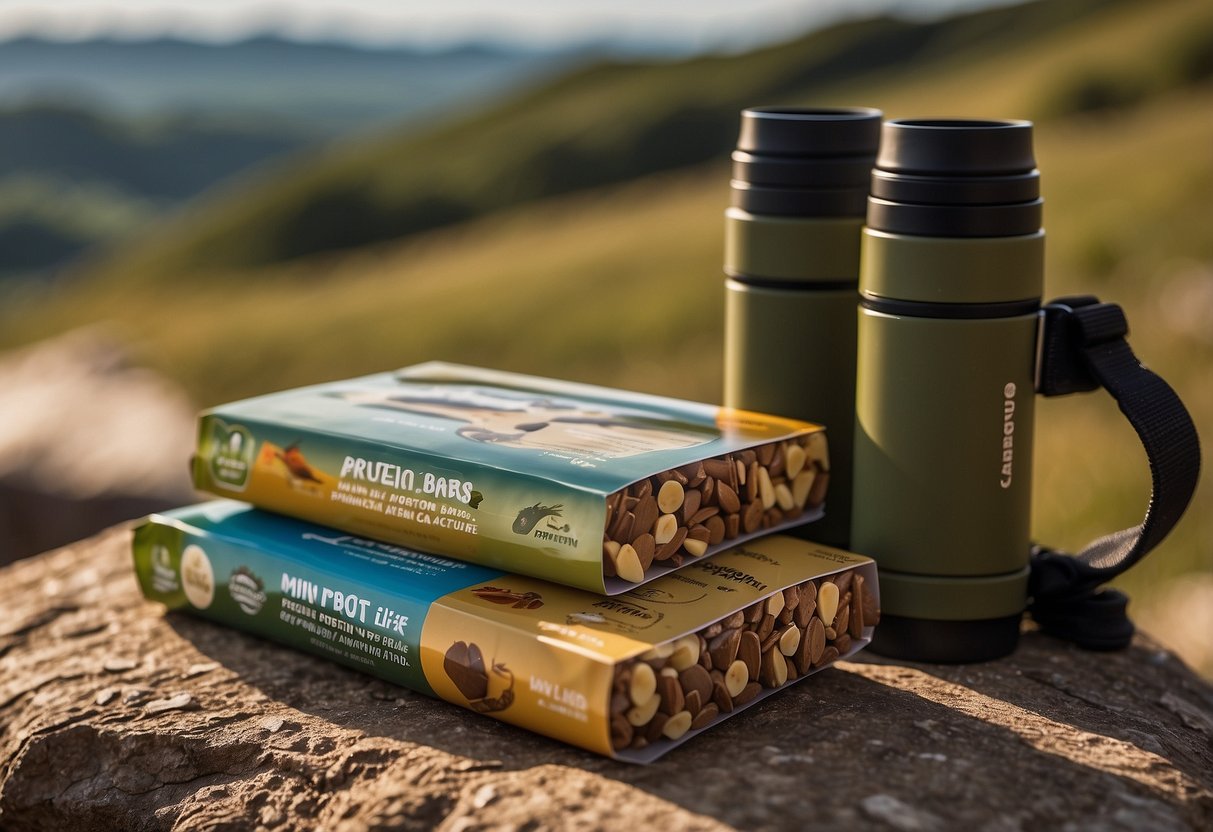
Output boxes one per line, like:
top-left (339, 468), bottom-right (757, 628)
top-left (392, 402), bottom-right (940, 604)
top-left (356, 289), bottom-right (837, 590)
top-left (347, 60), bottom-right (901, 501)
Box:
top-left (1029, 296), bottom-right (1202, 650)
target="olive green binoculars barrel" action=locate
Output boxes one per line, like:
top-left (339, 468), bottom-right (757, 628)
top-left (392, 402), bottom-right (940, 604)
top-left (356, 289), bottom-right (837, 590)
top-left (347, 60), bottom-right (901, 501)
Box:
top-left (723, 106), bottom-right (881, 548)
top-left (851, 119), bottom-right (1045, 662)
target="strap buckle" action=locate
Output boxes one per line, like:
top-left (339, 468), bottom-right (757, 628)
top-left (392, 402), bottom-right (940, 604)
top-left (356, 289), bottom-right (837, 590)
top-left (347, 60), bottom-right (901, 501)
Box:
top-left (1035, 295), bottom-right (1127, 396)
top-left (1028, 293), bottom-right (1198, 652)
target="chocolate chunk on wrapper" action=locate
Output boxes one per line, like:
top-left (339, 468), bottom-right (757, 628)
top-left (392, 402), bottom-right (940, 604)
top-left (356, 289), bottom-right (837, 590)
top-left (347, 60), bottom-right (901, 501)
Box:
top-left (443, 642), bottom-right (488, 701)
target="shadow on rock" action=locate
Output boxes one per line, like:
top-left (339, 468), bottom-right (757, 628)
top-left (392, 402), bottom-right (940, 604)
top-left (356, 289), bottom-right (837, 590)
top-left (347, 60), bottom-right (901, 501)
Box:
top-left (167, 610), bottom-right (1213, 831)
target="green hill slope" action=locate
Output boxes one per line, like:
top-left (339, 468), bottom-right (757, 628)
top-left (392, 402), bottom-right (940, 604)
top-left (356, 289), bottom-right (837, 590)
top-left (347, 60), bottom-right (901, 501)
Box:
top-left (0, 103), bottom-right (308, 276)
top-left (77, 0), bottom-right (1188, 283)
top-left (0, 104), bottom-right (305, 199)
top-left (0, 37), bottom-right (571, 279)
top-left (4, 0), bottom-right (1207, 400)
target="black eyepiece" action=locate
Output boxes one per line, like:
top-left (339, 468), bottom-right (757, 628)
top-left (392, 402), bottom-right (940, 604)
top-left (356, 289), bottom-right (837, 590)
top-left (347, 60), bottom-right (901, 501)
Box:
top-left (732, 107), bottom-right (882, 218)
top-left (867, 118), bottom-right (1042, 237)
top-left (875, 119), bottom-right (1035, 175)
top-left (738, 107), bottom-right (883, 157)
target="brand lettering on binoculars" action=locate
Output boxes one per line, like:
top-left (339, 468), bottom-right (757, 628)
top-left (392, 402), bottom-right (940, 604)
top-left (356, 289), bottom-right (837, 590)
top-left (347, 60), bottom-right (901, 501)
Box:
top-left (1001, 382), bottom-right (1017, 489)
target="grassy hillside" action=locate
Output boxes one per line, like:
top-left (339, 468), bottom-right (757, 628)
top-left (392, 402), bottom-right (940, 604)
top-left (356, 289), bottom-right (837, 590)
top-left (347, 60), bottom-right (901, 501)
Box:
top-left (0, 38), bottom-right (570, 278)
top-left (0, 104), bottom-right (306, 200)
top-left (2, 0), bottom-right (1210, 670)
top-left (71, 0), bottom-right (1162, 281)
top-left (0, 103), bottom-right (312, 201)
top-left (0, 103), bottom-right (309, 276)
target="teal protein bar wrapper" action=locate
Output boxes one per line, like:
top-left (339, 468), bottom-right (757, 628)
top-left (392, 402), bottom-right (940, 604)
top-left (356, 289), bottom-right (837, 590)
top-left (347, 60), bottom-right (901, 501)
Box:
top-left (191, 362), bottom-right (830, 593)
top-left (133, 501), bottom-right (879, 762)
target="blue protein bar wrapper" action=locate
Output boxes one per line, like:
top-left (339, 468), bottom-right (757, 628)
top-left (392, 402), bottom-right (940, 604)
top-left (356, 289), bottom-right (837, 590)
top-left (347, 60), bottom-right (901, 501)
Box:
top-left (134, 501), bottom-right (878, 762)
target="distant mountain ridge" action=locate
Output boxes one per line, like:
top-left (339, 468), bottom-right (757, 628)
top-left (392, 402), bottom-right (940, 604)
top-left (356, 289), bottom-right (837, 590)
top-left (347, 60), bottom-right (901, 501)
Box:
top-left (0, 102), bottom-right (309, 276)
top-left (1, 33), bottom-right (539, 58)
top-left (0, 34), bottom-right (576, 276)
top-left (0, 35), bottom-right (570, 131)
top-left (7, 0), bottom-right (1211, 282)
top-left (0, 103), bottom-right (302, 200)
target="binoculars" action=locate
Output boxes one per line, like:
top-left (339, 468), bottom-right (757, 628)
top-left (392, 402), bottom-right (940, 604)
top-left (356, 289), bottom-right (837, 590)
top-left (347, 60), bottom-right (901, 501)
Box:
top-left (724, 110), bottom-right (1046, 662)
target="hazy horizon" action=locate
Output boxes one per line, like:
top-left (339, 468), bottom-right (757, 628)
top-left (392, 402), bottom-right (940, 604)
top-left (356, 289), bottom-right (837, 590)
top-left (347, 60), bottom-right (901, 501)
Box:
top-left (0, 0), bottom-right (1021, 54)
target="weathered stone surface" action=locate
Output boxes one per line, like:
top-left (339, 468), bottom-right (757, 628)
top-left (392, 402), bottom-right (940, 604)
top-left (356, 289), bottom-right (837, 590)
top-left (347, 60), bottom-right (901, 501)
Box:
top-left (0, 329), bottom-right (196, 565)
top-left (2, 526), bottom-right (1212, 831)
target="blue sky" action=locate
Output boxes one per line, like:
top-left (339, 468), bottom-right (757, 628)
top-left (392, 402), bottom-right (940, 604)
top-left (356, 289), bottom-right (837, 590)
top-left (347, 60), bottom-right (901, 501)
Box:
top-left (0, 0), bottom-right (1017, 51)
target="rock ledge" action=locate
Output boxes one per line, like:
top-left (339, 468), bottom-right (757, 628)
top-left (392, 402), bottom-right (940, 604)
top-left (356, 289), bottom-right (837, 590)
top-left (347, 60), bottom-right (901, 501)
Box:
top-left (2, 527), bottom-right (1211, 831)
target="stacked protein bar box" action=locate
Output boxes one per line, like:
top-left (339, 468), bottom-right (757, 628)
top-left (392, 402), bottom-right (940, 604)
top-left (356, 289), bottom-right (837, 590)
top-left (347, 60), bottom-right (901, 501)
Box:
top-left (133, 362), bottom-right (879, 762)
